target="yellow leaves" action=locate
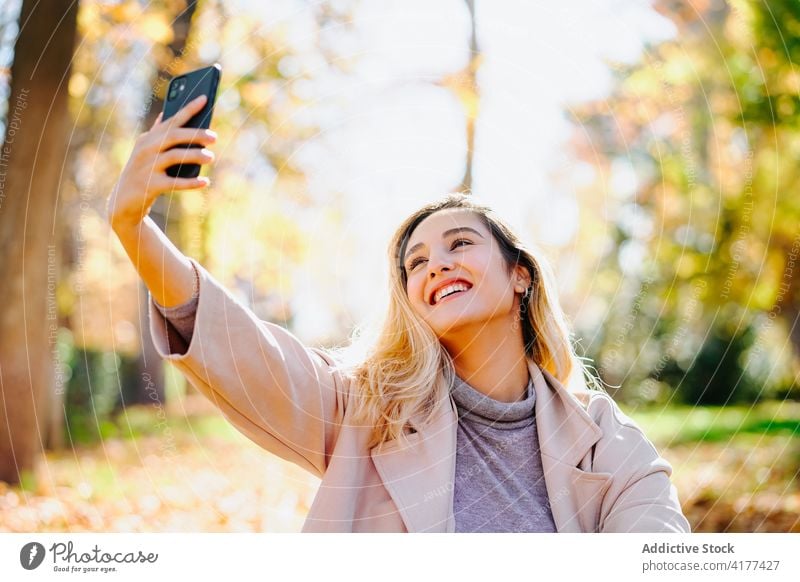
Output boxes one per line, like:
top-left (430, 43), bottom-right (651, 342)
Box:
top-left (780, 69), bottom-right (800, 94)
top-left (107, 0), bottom-right (142, 23)
top-left (69, 72), bottom-right (89, 98)
top-left (204, 173), bottom-right (309, 297)
top-left (661, 49), bottom-right (697, 85)
top-left (180, 189), bottom-right (207, 215)
top-left (77, 2), bottom-right (101, 41)
top-left (758, 46), bottom-right (778, 69)
top-left (213, 172), bottom-right (250, 203)
top-left (70, 212), bottom-right (142, 353)
top-left (623, 65), bottom-right (662, 97)
top-left (438, 56), bottom-right (482, 120)
top-left (457, 85), bottom-right (479, 121)
top-left (675, 254), bottom-right (700, 279)
top-left (82, 0), bottom-right (172, 43)
top-left (654, 183), bottom-right (685, 222)
top-left (725, 0), bottom-right (754, 45)
top-left (77, 1), bottom-right (115, 43)
top-left (222, 16), bottom-right (252, 48)
top-left (111, 139), bottom-right (136, 168)
top-left (240, 81), bottom-right (275, 108)
top-left (136, 12), bottom-right (174, 45)
top-left (0, 405), bottom-right (320, 532)
top-left (749, 249), bottom-right (791, 311)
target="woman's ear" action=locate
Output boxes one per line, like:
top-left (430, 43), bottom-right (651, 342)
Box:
top-left (514, 264), bottom-right (532, 290)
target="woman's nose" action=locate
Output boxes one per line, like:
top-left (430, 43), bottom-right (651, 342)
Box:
top-left (427, 252), bottom-right (454, 276)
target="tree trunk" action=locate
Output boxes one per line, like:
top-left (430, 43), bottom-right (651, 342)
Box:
top-left (133, 0), bottom-right (199, 407)
top-left (0, 0), bottom-right (78, 485)
top-left (461, 0), bottom-right (478, 194)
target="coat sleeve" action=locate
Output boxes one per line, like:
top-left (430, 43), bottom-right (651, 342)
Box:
top-left (148, 257), bottom-right (350, 479)
top-left (588, 394), bottom-right (691, 533)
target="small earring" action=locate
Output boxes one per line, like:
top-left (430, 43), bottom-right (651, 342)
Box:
top-left (519, 284), bottom-right (532, 317)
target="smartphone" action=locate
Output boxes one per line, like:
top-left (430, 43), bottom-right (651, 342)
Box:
top-left (161, 63), bottom-right (221, 178)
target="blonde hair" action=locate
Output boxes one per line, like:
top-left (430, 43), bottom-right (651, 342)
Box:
top-left (327, 192), bottom-right (605, 450)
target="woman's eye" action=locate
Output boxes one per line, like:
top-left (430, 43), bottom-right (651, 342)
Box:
top-left (407, 239), bottom-right (471, 272)
top-left (408, 257), bottom-right (426, 270)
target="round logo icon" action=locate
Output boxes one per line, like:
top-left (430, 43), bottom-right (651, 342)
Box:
top-left (20, 542), bottom-right (46, 570)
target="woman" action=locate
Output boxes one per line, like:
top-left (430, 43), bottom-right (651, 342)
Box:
top-left (107, 95), bottom-right (691, 533)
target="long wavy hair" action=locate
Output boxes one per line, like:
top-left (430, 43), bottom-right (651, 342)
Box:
top-left (327, 192), bottom-right (605, 450)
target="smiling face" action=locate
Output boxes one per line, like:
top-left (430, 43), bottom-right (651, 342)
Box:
top-left (402, 208), bottom-right (529, 344)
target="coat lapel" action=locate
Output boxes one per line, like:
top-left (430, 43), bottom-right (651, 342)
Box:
top-left (369, 389), bottom-right (458, 532)
top-left (532, 364), bottom-right (613, 532)
top-left (370, 359), bottom-right (612, 532)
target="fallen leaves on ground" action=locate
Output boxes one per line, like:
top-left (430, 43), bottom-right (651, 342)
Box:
top-left (0, 397), bottom-right (320, 532)
top-left (1, 396), bottom-right (798, 532)
top-left (663, 435), bottom-right (800, 532)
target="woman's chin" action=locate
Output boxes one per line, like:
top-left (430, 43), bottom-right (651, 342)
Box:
top-left (429, 310), bottom-right (484, 336)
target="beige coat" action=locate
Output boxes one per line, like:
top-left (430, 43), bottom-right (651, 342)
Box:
top-left (149, 257), bottom-right (691, 533)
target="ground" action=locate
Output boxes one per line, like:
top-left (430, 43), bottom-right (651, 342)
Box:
top-left (1, 395), bottom-right (798, 532)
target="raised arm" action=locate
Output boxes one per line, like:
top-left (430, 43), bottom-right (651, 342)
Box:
top-left (106, 95), bottom-right (216, 308)
top-left (106, 99), bottom-right (349, 477)
top-left (147, 256), bottom-right (349, 478)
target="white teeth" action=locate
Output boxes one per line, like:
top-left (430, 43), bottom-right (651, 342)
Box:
top-left (433, 282), bottom-right (470, 304)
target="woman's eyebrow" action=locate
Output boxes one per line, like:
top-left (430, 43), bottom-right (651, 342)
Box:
top-left (404, 226), bottom-right (484, 262)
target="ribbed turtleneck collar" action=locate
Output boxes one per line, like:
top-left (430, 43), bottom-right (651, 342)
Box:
top-left (450, 374), bottom-right (536, 429)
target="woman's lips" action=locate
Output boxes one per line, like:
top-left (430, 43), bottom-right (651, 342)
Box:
top-left (434, 288), bottom-right (469, 305)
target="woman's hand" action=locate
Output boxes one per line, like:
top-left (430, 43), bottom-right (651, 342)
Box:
top-left (106, 94), bottom-right (217, 231)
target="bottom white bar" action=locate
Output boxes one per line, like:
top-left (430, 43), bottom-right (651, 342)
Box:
top-left (1, 533), bottom-right (797, 581)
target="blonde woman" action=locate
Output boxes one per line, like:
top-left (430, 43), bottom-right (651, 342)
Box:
top-left (107, 96), bottom-right (691, 533)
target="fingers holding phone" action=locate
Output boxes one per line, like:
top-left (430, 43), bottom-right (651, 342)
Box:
top-left (150, 125), bottom-right (217, 153)
top-left (153, 94), bottom-right (207, 132)
top-left (106, 65), bottom-right (221, 230)
top-left (154, 141), bottom-right (215, 174)
top-left (107, 124), bottom-right (215, 230)
top-left (160, 65), bottom-right (220, 178)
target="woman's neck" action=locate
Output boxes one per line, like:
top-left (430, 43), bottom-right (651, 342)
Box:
top-left (445, 319), bottom-right (530, 403)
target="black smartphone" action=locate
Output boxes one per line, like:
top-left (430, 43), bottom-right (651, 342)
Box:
top-left (161, 63), bottom-right (221, 178)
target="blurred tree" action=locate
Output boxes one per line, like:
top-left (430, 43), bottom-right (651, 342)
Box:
top-left (133, 0), bottom-right (199, 408)
top-left (55, 0), bottom-right (358, 439)
top-left (0, 0), bottom-right (78, 485)
top-left (0, 0), bottom-right (363, 454)
top-left (438, 0), bottom-right (481, 194)
top-left (45, 0), bottom-right (204, 430)
top-left (569, 0), bottom-right (799, 405)
top-left (460, 0), bottom-right (478, 193)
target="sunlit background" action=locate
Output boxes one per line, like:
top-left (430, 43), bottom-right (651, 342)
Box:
top-left (0, 0), bottom-right (798, 532)
top-left (0, 0), bottom-right (678, 345)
